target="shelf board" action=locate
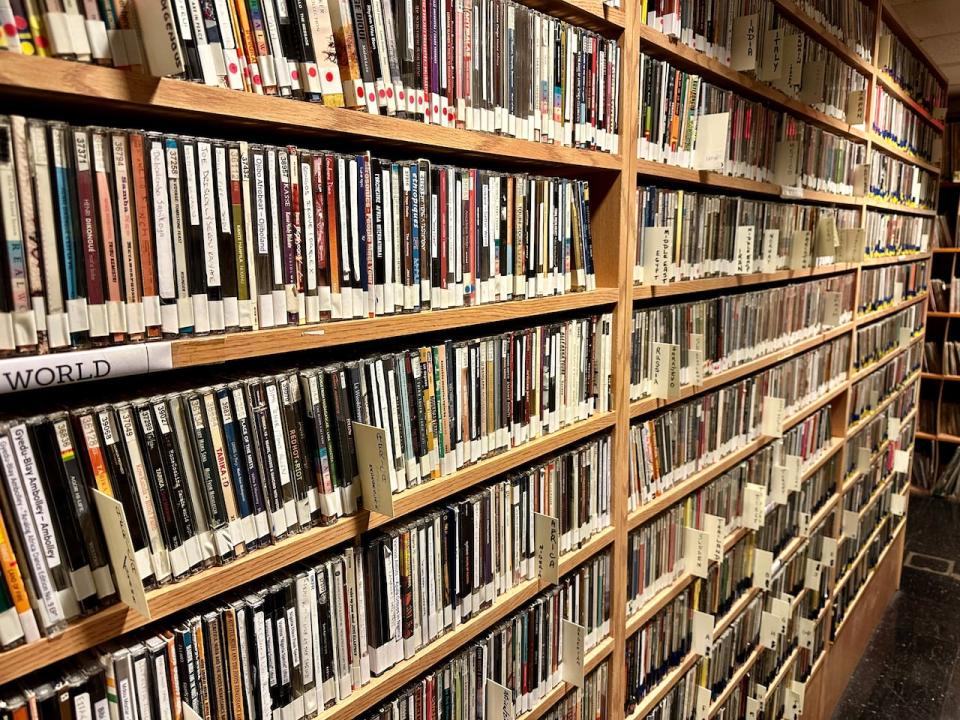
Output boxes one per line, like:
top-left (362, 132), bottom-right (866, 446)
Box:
top-left (771, 0), bottom-right (874, 77)
top-left (834, 515), bottom-right (892, 597)
top-left (928, 311), bottom-right (960, 318)
top-left (0, 54), bottom-right (620, 173)
top-left (860, 252), bottom-right (932, 266)
top-left (763, 646), bottom-right (801, 704)
top-left (0, 413), bottom-right (615, 686)
top-left (166, 289), bottom-right (619, 368)
top-left (631, 322), bottom-right (854, 419)
top-left (920, 372), bottom-right (960, 381)
top-left (519, 635), bottom-right (614, 720)
top-left (628, 385), bottom-right (848, 532)
top-left (847, 370), bottom-right (920, 437)
top-left (849, 333), bottom-right (924, 386)
top-left (917, 431), bottom-right (960, 444)
top-left (932, 247), bottom-right (960, 253)
top-left (707, 645), bottom-right (763, 718)
top-left (864, 198), bottom-right (937, 217)
top-left (854, 292), bottom-right (928, 328)
top-left (517, 0), bottom-right (624, 33)
top-left (632, 264), bottom-right (857, 301)
top-left (874, 71), bottom-right (946, 132)
top-left (869, 133), bottom-right (941, 175)
top-left (635, 158), bottom-right (863, 206)
top-left (634, 22), bottom-right (867, 143)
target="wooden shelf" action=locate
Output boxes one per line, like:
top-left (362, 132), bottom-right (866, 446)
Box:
top-left (833, 515), bottom-right (892, 597)
top-left (634, 22), bottom-right (867, 143)
top-left (874, 71), bottom-right (946, 132)
top-left (631, 322), bottom-right (854, 419)
top-left (628, 384), bottom-right (848, 532)
top-left (0, 413), bottom-right (614, 686)
top-left (932, 247), bottom-right (960, 253)
top-left (772, 0), bottom-right (874, 77)
top-left (521, 636), bottom-right (615, 720)
top-left (929, 311), bottom-right (960, 318)
top-left (847, 369), bottom-right (921, 437)
top-left (917, 431), bottom-right (960, 444)
top-left (633, 264), bottom-right (858, 301)
top-left (636, 157), bottom-right (863, 206)
top-left (518, 0), bottom-right (625, 33)
top-left (865, 198), bottom-right (937, 217)
top-left (708, 645), bottom-right (763, 718)
top-left (921, 372), bottom-right (960, 381)
top-left (869, 133), bottom-right (941, 175)
top-left (854, 291), bottom-right (928, 328)
top-left (860, 252), bottom-right (932, 266)
top-left (164, 289), bottom-right (619, 368)
top-left (849, 333), bottom-right (923, 386)
top-left (0, 54), bottom-right (620, 173)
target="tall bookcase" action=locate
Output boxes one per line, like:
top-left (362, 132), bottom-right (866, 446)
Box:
top-left (0, 1), bottom-right (944, 719)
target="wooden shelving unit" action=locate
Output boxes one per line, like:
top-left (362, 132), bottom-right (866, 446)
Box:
top-left (0, 0), bottom-right (943, 719)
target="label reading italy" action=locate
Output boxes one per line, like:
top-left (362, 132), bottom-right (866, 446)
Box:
top-left (692, 610), bottom-right (714, 658)
top-left (652, 342), bottom-right (681, 400)
top-left (891, 492), bottom-right (906, 517)
top-left (354, 422), bottom-right (395, 517)
top-left (534, 512), bottom-right (559, 585)
top-left (894, 449), bottom-right (910, 473)
top-left (758, 29), bottom-right (783, 81)
top-left (694, 113), bottom-right (729, 171)
top-left (753, 548), bottom-right (774, 590)
top-left (0, 342), bottom-right (174, 393)
top-left (731, 14), bottom-right (759, 71)
top-left (744, 483), bottom-right (767, 531)
top-left (761, 396), bottom-right (785, 437)
top-left (704, 514), bottom-right (725, 563)
top-left (735, 225), bottom-right (755, 274)
top-left (684, 526), bottom-right (710, 578)
top-left (485, 680), bottom-right (515, 720)
top-left (562, 620), bottom-right (585, 688)
top-left (92, 490), bottom-right (151, 620)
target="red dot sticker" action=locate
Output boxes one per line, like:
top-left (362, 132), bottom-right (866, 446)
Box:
top-left (228, 62), bottom-right (238, 74)
top-left (3, 24), bottom-right (15, 37)
top-left (433, 105), bottom-right (439, 115)
top-left (307, 67), bottom-right (317, 78)
top-left (418, 96), bottom-right (424, 105)
top-left (386, 87), bottom-right (393, 99)
top-left (325, 71), bottom-right (334, 82)
top-left (378, 89), bottom-right (385, 99)
top-left (368, 92), bottom-right (375, 102)
top-left (357, 87), bottom-right (365, 98)
top-left (291, 70), bottom-right (299, 80)
top-left (399, 91), bottom-right (405, 100)
top-left (14, 15), bottom-right (26, 30)
top-left (34, 35), bottom-right (46, 48)
top-left (253, 74), bottom-right (262, 85)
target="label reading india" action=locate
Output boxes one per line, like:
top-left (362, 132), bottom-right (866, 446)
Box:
top-left (0, 342), bottom-right (174, 393)
top-left (353, 422), bottom-right (395, 517)
top-left (485, 680), bottom-right (515, 720)
top-left (92, 490), bottom-right (151, 620)
top-left (561, 620), bottom-right (585, 688)
top-left (534, 512), bottom-right (559, 585)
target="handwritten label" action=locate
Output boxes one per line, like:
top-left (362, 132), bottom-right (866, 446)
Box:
top-left (758, 29), bottom-right (783, 81)
top-left (762, 396), bottom-right (785, 437)
top-left (893, 281), bottom-right (904, 305)
top-left (744, 483), bottom-right (767, 531)
top-left (845, 90), bottom-right (866, 125)
top-left (684, 527), bottom-right (710, 578)
top-left (894, 449), bottom-right (910, 473)
top-left (735, 225), bottom-right (755, 274)
top-left (775, 140), bottom-right (800, 187)
top-left (652, 342), bottom-right (681, 399)
top-left (853, 163), bottom-right (870, 197)
top-left (799, 511), bottom-right (811, 538)
top-left (534, 512), bottom-right (559, 584)
top-left (821, 537), bottom-right (837, 568)
top-left (797, 617), bottom-right (816, 650)
top-left (800, 60), bottom-right (826, 104)
top-left (842, 509), bottom-right (860, 540)
top-left (746, 696), bottom-right (761, 720)
top-left (485, 680), bottom-right (515, 720)
top-left (732, 14), bottom-right (759, 70)
top-left (899, 326), bottom-right (912, 349)
top-left (643, 226), bottom-right (674, 285)
top-left (771, 465), bottom-right (789, 506)
top-left (891, 492), bottom-right (906, 516)
top-left (770, 597), bottom-right (791, 618)
top-left (888, 417), bottom-right (901, 441)
top-left (182, 703), bottom-right (202, 720)
top-left (788, 230), bottom-right (812, 269)
top-left (692, 610), bottom-right (715, 657)
top-left (694, 113), bottom-right (730, 171)
top-left (784, 455), bottom-right (802, 492)
top-left (354, 423), bottom-right (396, 517)
top-left (822, 291), bottom-right (842, 327)
top-left (92, 490), bottom-right (151, 619)
top-left (561, 620), bottom-right (585, 688)
top-left (839, 228), bottom-right (866, 261)
top-left (753, 548), bottom-right (774, 590)
top-left (858, 446), bottom-right (872, 474)
top-left (0, 342), bottom-right (173, 394)
top-left (689, 349), bottom-right (704, 387)
top-left (760, 610), bottom-right (784, 650)
top-left (934, 107), bottom-right (948, 121)
top-left (805, 558), bottom-right (822, 590)
top-left (761, 229), bottom-right (780, 272)
top-left (696, 685), bottom-right (712, 720)
top-left (791, 681), bottom-right (807, 714)
top-left (705, 514), bottom-right (726, 563)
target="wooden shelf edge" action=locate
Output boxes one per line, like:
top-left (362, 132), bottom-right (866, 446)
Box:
top-left (865, 197), bottom-right (937, 217)
top-left (847, 369), bottom-right (920, 437)
top-left (917, 431), bottom-right (960, 444)
top-left (931, 248), bottom-right (960, 253)
top-left (708, 644), bottom-right (764, 717)
top-left (633, 264), bottom-right (858, 300)
top-left (874, 71), bottom-right (946, 132)
top-left (167, 289), bottom-right (620, 367)
top-left (860, 252), bottom-right (932, 266)
top-left (630, 322), bottom-right (854, 420)
top-left (849, 333), bottom-right (924, 386)
top-left (0, 415), bottom-right (615, 685)
top-left (772, 0), bottom-right (874, 76)
top-left (634, 22), bottom-right (867, 143)
top-left (520, 635), bottom-right (615, 720)
top-left (833, 515), bottom-right (892, 598)
top-left (869, 133), bottom-right (941, 175)
top-left (854, 291), bottom-right (928, 328)
top-left (0, 54), bottom-right (620, 173)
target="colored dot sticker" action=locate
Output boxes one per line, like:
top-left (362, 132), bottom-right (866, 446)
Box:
top-left (291, 70), bottom-right (299, 80)
top-left (228, 62), bottom-right (238, 74)
top-left (368, 92), bottom-right (375, 102)
top-left (418, 96), bottom-right (424, 105)
top-left (14, 15), bottom-right (26, 30)
top-left (325, 71), bottom-right (334, 82)
top-left (253, 75), bottom-right (262, 85)
top-left (399, 91), bottom-right (405, 100)
top-left (357, 87), bottom-right (365, 98)
top-left (34, 35), bottom-right (46, 48)
top-left (3, 24), bottom-right (15, 37)
top-left (378, 89), bottom-right (385, 98)
top-left (307, 67), bottom-right (317, 78)
top-left (386, 88), bottom-right (393, 99)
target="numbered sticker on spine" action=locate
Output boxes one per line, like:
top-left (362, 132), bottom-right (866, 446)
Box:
top-left (561, 620), bottom-right (585, 689)
top-left (684, 526), bottom-right (710, 578)
top-left (762, 396), bottom-right (785, 437)
top-left (692, 610), bottom-right (715, 658)
top-left (354, 422), bottom-right (396, 517)
top-left (534, 512), bottom-right (559, 584)
top-left (753, 548), bottom-right (774, 590)
top-left (485, 680), bottom-right (515, 720)
top-left (744, 483), bottom-right (767, 530)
